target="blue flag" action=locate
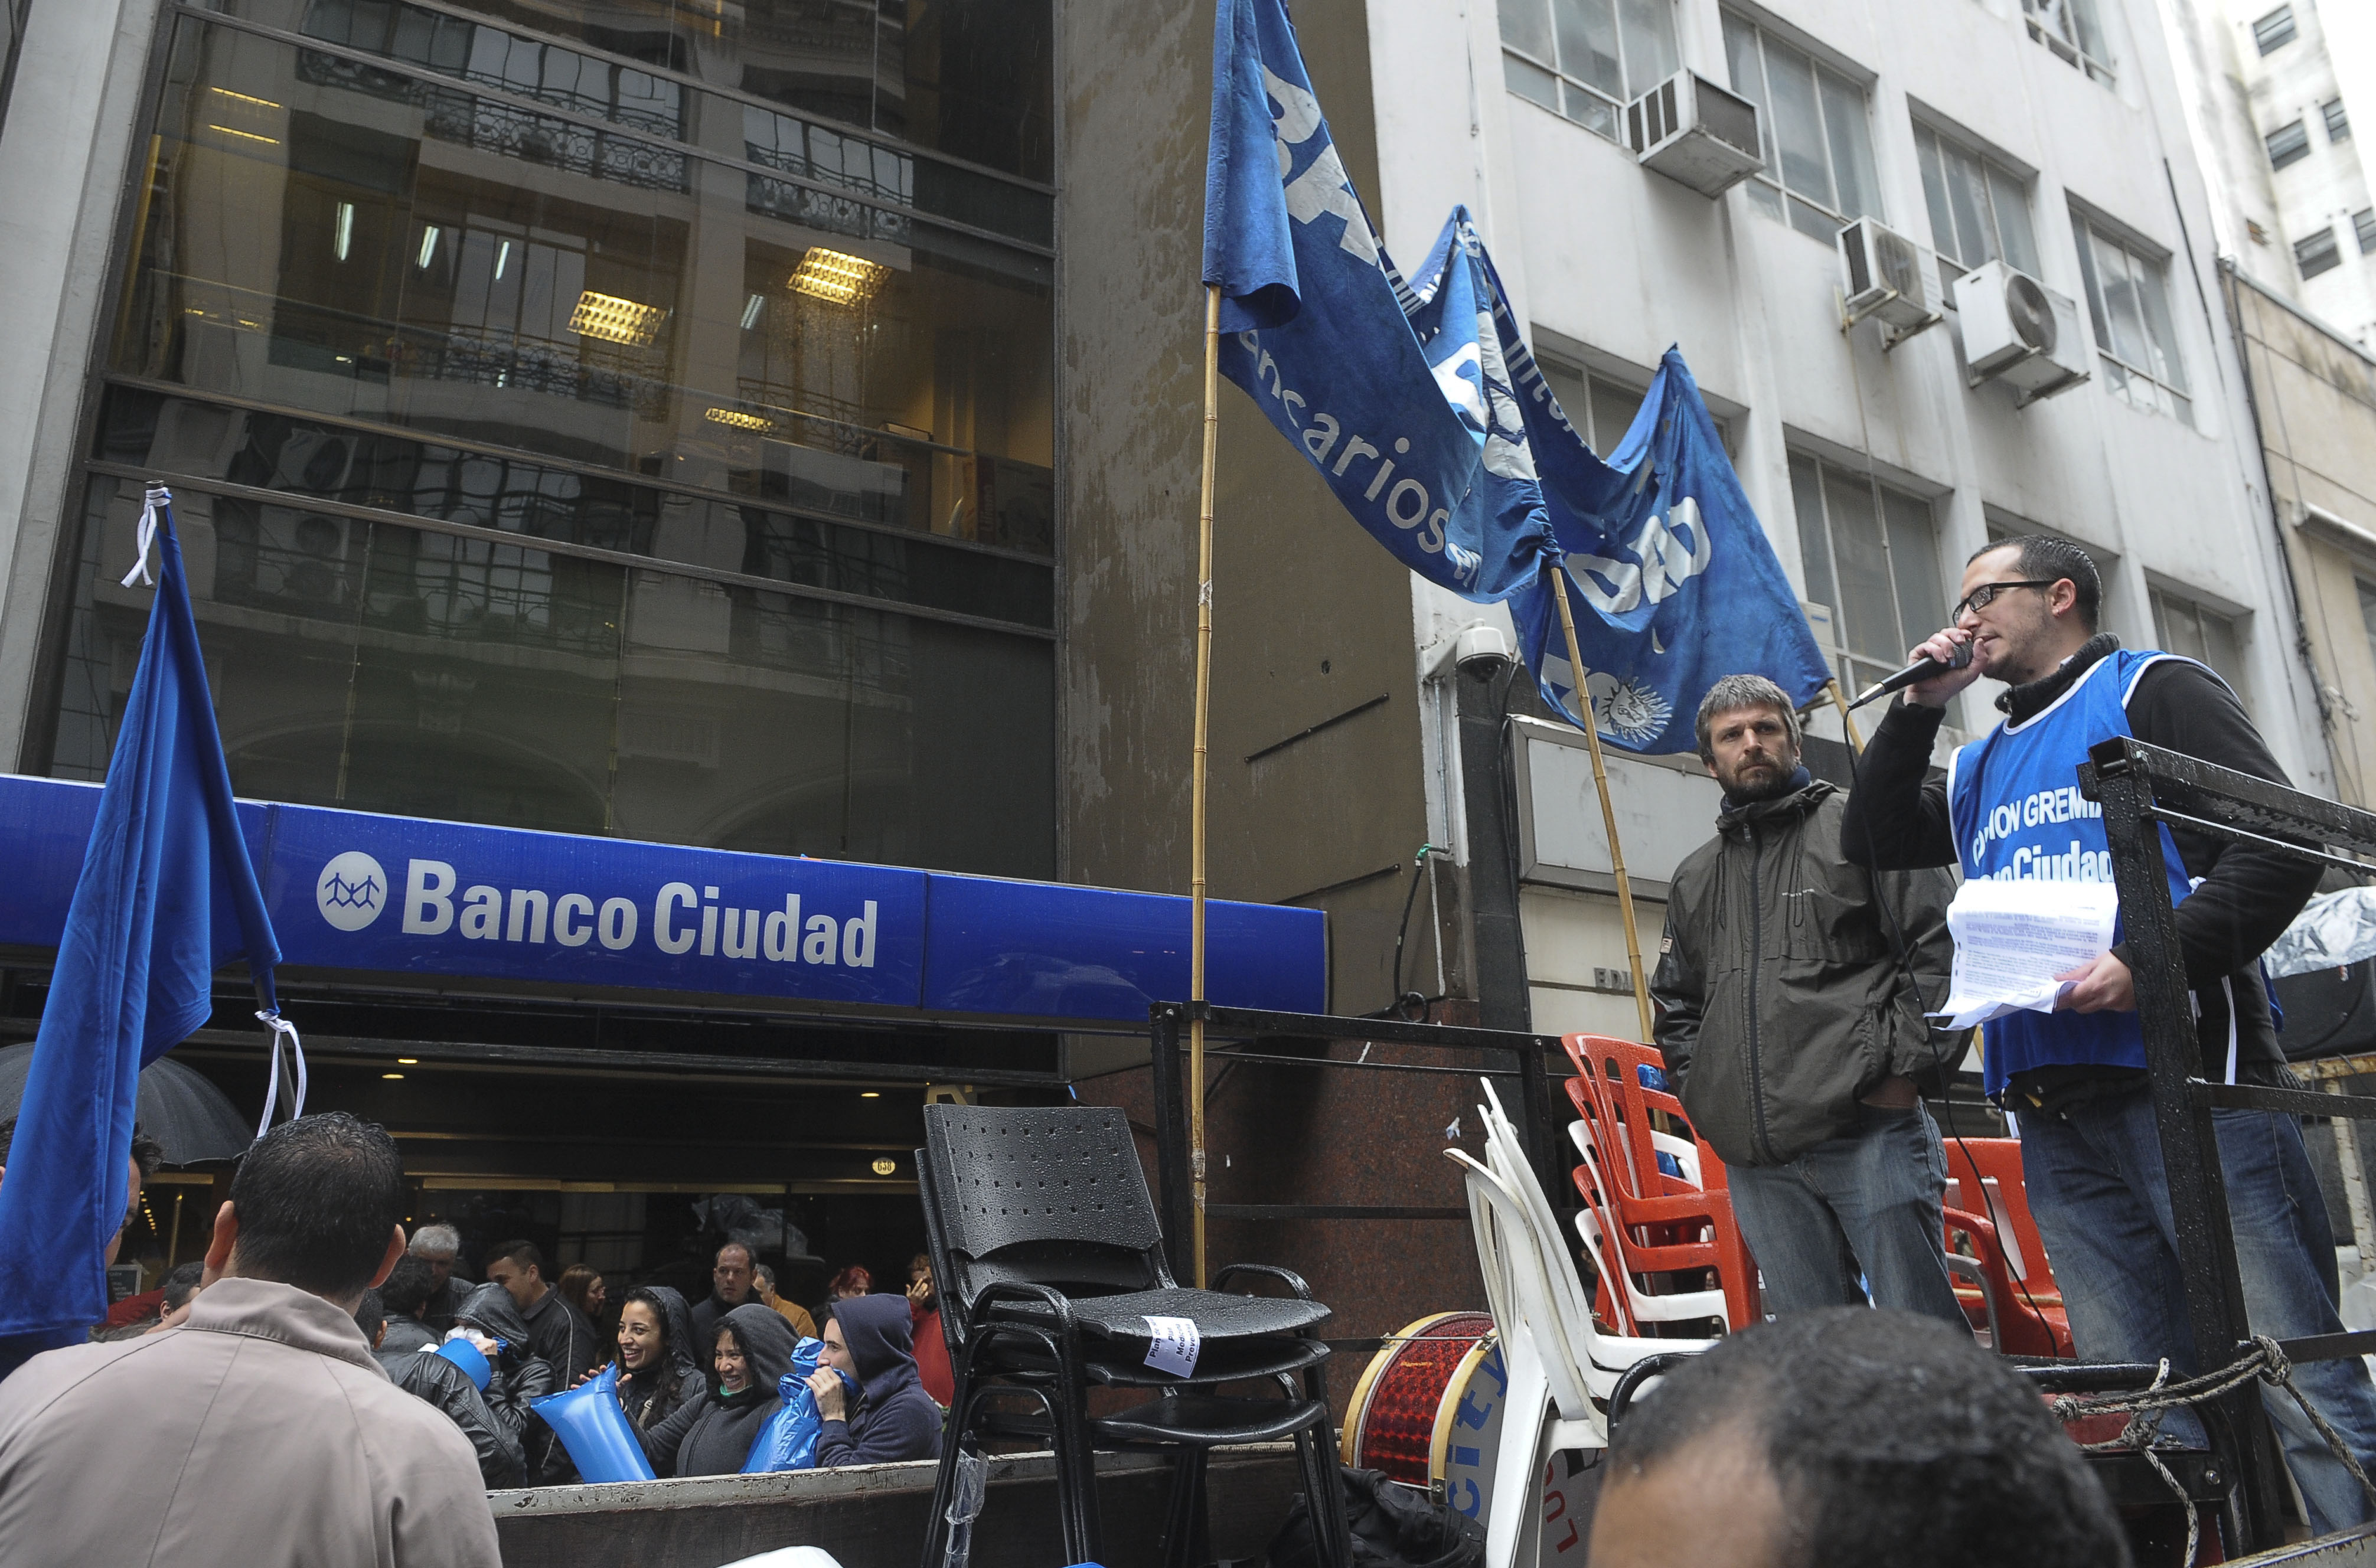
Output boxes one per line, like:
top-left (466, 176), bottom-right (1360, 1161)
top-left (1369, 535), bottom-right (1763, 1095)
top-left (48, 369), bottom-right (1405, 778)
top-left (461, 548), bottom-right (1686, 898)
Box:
top-left (0, 486), bottom-right (282, 1371)
top-left (1422, 214), bottom-right (1829, 750)
top-left (1202, 0), bottom-right (1557, 601)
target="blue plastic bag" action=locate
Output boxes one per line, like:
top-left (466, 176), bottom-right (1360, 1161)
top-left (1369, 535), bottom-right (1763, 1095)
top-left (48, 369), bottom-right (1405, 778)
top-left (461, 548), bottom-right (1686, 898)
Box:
top-left (532, 1363), bottom-right (658, 1484)
top-left (435, 1336), bottom-right (492, 1392)
top-left (742, 1337), bottom-right (830, 1474)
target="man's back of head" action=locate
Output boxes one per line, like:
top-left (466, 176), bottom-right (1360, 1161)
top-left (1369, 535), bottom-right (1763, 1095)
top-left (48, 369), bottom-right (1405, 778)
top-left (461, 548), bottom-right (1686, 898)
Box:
top-left (225, 1110), bottom-right (408, 1301)
top-left (1591, 1308), bottom-right (2130, 1568)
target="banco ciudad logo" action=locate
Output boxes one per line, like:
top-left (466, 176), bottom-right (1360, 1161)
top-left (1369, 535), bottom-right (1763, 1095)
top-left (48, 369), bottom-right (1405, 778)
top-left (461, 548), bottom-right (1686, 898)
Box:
top-left (316, 851), bottom-right (389, 932)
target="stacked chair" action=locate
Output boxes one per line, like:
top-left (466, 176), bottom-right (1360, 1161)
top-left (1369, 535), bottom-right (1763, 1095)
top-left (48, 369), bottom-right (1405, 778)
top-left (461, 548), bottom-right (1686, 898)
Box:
top-left (1447, 1079), bottom-right (1717, 1568)
top-left (913, 1105), bottom-right (1352, 1568)
top-left (1562, 1034), bottom-right (1761, 1337)
top-left (1943, 1135), bottom-right (2074, 1357)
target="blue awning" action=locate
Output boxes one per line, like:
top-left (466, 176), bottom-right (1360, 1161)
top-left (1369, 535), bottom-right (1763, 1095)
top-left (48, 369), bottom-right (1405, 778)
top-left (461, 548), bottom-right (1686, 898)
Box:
top-left (0, 776), bottom-right (1326, 1028)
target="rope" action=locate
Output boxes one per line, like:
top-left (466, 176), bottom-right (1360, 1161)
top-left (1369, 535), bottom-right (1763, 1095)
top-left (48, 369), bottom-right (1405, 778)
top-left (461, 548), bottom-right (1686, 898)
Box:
top-left (120, 484), bottom-right (168, 589)
top-left (254, 1010), bottom-right (308, 1140)
top-left (2046, 1335), bottom-right (2376, 1566)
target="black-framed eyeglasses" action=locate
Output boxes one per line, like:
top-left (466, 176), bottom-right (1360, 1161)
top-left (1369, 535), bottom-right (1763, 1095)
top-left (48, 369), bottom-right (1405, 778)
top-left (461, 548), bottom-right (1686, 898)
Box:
top-left (1953, 579), bottom-right (2057, 620)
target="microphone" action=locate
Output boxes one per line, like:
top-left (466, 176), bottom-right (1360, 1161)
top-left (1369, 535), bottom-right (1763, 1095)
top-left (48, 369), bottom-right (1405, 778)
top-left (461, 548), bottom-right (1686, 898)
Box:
top-left (1846, 640), bottom-right (1973, 710)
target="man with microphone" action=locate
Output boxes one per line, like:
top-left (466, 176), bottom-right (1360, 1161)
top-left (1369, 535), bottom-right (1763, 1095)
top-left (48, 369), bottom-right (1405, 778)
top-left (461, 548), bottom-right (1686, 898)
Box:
top-left (1840, 533), bottom-right (2376, 1532)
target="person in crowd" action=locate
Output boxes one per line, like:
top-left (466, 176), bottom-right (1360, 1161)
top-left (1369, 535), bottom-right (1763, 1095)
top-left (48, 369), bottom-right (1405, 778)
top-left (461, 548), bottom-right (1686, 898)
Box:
top-left (410, 1222), bottom-right (466, 1333)
top-left (375, 1254), bottom-right (440, 1354)
top-left (0, 1111), bottom-right (500, 1565)
top-left (355, 1287), bottom-right (524, 1489)
top-left (688, 1240), bottom-right (763, 1350)
top-left (905, 1253), bottom-right (953, 1407)
top-left (811, 1293), bottom-right (944, 1466)
top-left (485, 1238), bottom-right (601, 1383)
top-left (557, 1263), bottom-right (608, 1333)
top-left (645, 1304), bottom-right (800, 1477)
top-left (824, 1264), bottom-right (872, 1307)
top-left (1588, 1308), bottom-right (2129, 1567)
top-left (1842, 533), bottom-right (2376, 1533)
top-left (753, 1262), bottom-right (818, 1338)
top-left (1650, 675), bottom-right (1964, 1324)
top-left (453, 1279), bottom-right (567, 1485)
top-left (142, 1260), bottom-right (208, 1335)
top-left (609, 1285), bottom-right (705, 1468)
top-left (1, 1120), bottom-right (164, 1283)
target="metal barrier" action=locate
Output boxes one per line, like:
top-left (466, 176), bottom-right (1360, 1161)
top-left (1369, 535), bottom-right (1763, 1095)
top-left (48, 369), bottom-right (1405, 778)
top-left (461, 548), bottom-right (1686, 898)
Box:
top-left (2083, 735), bottom-right (2376, 1551)
top-left (1146, 1002), bottom-right (1564, 1293)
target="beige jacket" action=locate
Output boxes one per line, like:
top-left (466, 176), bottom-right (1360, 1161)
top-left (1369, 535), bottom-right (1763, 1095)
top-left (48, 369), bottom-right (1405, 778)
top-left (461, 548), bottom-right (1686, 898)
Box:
top-left (0, 1276), bottom-right (501, 1567)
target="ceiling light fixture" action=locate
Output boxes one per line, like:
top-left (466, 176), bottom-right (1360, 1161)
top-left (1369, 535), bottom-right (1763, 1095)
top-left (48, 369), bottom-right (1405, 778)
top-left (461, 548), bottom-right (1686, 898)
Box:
top-left (740, 293), bottom-right (765, 330)
top-left (569, 289), bottom-right (666, 346)
top-left (703, 407), bottom-right (774, 432)
top-left (872, 1158), bottom-right (897, 1175)
top-left (381, 1072), bottom-right (404, 1080)
top-left (859, 1090), bottom-right (881, 1098)
top-left (396, 1057), bottom-right (419, 1065)
top-left (788, 246), bottom-right (890, 306)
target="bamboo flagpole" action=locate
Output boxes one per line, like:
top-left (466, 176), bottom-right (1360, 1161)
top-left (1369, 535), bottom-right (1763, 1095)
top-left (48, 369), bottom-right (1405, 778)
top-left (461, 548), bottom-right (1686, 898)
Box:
top-left (1826, 678), bottom-right (1865, 755)
top-left (1189, 282), bottom-right (1221, 1289)
top-left (1548, 567), bottom-right (1656, 1043)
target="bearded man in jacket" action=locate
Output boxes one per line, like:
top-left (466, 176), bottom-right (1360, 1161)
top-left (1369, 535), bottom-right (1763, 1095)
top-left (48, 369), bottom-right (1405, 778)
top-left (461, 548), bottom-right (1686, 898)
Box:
top-left (1652, 675), bottom-right (1965, 1324)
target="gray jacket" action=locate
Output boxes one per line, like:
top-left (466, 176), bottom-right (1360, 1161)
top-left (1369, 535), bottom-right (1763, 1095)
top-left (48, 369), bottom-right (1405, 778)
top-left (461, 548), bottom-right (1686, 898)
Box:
top-left (1651, 779), bottom-right (1955, 1167)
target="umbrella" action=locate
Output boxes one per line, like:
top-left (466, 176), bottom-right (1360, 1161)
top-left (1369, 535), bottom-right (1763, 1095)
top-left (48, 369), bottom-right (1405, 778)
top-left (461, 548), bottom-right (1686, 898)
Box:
top-left (0, 1043), bottom-right (252, 1167)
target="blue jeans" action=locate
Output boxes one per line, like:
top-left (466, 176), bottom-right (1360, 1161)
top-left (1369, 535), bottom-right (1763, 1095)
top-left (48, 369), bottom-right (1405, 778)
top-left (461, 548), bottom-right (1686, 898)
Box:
top-left (1726, 1103), bottom-right (1968, 1327)
top-left (2020, 1089), bottom-right (2376, 1535)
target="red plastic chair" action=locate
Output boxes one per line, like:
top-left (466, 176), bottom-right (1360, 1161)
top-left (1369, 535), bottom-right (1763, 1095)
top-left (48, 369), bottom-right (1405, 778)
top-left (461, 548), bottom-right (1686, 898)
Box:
top-left (1943, 1136), bottom-right (2073, 1357)
top-left (1561, 1036), bottom-right (1762, 1333)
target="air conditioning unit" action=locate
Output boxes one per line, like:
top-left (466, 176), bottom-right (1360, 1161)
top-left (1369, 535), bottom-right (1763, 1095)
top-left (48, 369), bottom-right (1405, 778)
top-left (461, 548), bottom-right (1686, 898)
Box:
top-left (1950, 260), bottom-right (2091, 404)
top-left (1836, 218), bottom-right (1942, 342)
top-left (1624, 71), bottom-right (1763, 198)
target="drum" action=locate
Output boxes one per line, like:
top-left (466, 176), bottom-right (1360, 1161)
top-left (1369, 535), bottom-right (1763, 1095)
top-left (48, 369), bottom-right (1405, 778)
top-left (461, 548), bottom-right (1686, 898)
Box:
top-left (1340, 1311), bottom-right (1506, 1517)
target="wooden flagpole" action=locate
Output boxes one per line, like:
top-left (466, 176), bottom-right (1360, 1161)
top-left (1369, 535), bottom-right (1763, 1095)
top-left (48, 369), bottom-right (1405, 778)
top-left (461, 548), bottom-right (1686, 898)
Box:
top-left (1825, 678), bottom-right (1864, 755)
top-left (1548, 569), bottom-right (1656, 1043)
top-left (1189, 282), bottom-right (1220, 1289)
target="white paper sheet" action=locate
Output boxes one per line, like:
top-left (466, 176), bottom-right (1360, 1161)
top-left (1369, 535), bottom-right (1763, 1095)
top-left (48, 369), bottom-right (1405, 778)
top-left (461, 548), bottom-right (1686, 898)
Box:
top-left (1936, 878), bottom-right (2120, 1029)
top-left (1141, 1314), bottom-right (1202, 1378)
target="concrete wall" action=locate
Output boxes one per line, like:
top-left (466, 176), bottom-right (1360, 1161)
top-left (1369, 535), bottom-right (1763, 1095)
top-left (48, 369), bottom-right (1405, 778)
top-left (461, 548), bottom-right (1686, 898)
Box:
top-left (2229, 269), bottom-right (2376, 805)
top-left (1058, 0), bottom-right (1448, 1020)
top-left (0, 0), bottom-right (163, 767)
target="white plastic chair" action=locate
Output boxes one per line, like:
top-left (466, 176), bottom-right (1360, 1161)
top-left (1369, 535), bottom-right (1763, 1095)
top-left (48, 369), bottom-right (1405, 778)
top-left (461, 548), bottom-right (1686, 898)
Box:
top-left (1451, 1081), bottom-right (1715, 1568)
top-left (1566, 1114), bottom-right (1735, 1331)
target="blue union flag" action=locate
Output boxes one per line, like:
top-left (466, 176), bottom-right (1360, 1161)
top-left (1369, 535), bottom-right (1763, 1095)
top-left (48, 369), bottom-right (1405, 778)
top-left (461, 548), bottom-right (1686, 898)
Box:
top-left (1200, 0), bottom-right (1558, 602)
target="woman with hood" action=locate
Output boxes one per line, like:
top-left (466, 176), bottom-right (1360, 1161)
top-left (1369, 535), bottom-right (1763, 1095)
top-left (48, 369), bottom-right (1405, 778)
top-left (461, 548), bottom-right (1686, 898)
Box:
top-left (454, 1279), bottom-right (567, 1483)
top-left (645, 1303), bottom-right (801, 1476)
top-left (609, 1285), bottom-right (704, 1466)
top-left (810, 1293), bottom-right (943, 1466)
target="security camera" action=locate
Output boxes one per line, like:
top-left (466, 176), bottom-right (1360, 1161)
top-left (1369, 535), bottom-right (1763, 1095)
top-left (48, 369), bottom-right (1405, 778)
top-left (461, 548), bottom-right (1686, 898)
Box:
top-left (1454, 623), bottom-right (1512, 678)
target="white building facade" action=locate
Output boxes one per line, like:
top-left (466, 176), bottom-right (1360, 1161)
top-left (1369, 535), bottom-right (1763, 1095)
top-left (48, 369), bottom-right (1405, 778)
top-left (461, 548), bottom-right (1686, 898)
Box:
top-left (1369, 0), bottom-right (2328, 1037)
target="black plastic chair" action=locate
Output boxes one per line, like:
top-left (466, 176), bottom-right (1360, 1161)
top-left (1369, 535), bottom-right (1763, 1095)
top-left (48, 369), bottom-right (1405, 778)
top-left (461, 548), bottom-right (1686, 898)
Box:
top-left (914, 1104), bottom-right (1352, 1568)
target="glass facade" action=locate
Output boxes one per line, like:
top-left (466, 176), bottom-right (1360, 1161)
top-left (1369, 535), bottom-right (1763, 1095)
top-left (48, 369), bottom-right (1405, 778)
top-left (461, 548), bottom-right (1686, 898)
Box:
top-left (45, 0), bottom-right (1056, 878)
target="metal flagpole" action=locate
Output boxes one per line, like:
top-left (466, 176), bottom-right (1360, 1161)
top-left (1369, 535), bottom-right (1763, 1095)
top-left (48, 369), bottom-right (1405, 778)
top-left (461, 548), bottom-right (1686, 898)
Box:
top-left (1549, 567), bottom-right (1656, 1043)
top-left (1189, 282), bottom-right (1220, 1288)
top-left (1825, 678), bottom-right (1865, 755)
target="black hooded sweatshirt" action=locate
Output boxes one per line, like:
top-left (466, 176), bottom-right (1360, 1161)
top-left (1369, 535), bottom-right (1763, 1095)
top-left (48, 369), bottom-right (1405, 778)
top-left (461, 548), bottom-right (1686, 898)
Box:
top-left (817, 1294), bottom-right (944, 1467)
top-left (615, 1286), bottom-right (705, 1466)
top-left (374, 1345), bottom-right (527, 1489)
top-left (456, 1281), bottom-right (567, 1484)
top-left (646, 1304), bottom-right (801, 1476)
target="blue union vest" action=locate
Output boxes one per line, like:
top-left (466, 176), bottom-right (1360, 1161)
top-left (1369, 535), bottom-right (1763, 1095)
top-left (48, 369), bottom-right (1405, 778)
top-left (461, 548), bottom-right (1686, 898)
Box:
top-left (1946, 650), bottom-right (2202, 1099)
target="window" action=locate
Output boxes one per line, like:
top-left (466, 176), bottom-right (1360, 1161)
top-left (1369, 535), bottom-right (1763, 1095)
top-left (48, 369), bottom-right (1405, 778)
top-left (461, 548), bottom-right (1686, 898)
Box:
top-left (1914, 125), bottom-right (2039, 294)
top-left (2267, 118), bottom-right (2312, 170)
top-left (1788, 454), bottom-right (1951, 706)
top-left (43, 0), bottom-right (1062, 880)
top-left (2150, 586), bottom-right (2248, 700)
top-left (2073, 214), bottom-right (2192, 423)
top-left (2021, 0), bottom-right (2114, 84)
top-left (1723, 15), bottom-right (1878, 242)
top-left (1538, 356), bottom-right (1737, 456)
top-left (1499, 0), bottom-right (1679, 142)
top-left (2326, 98), bottom-right (2352, 143)
top-left (2253, 5), bottom-right (2297, 54)
top-left (2299, 224), bottom-right (2344, 279)
top-left (2357, 209), bottom-right (2376, 254)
